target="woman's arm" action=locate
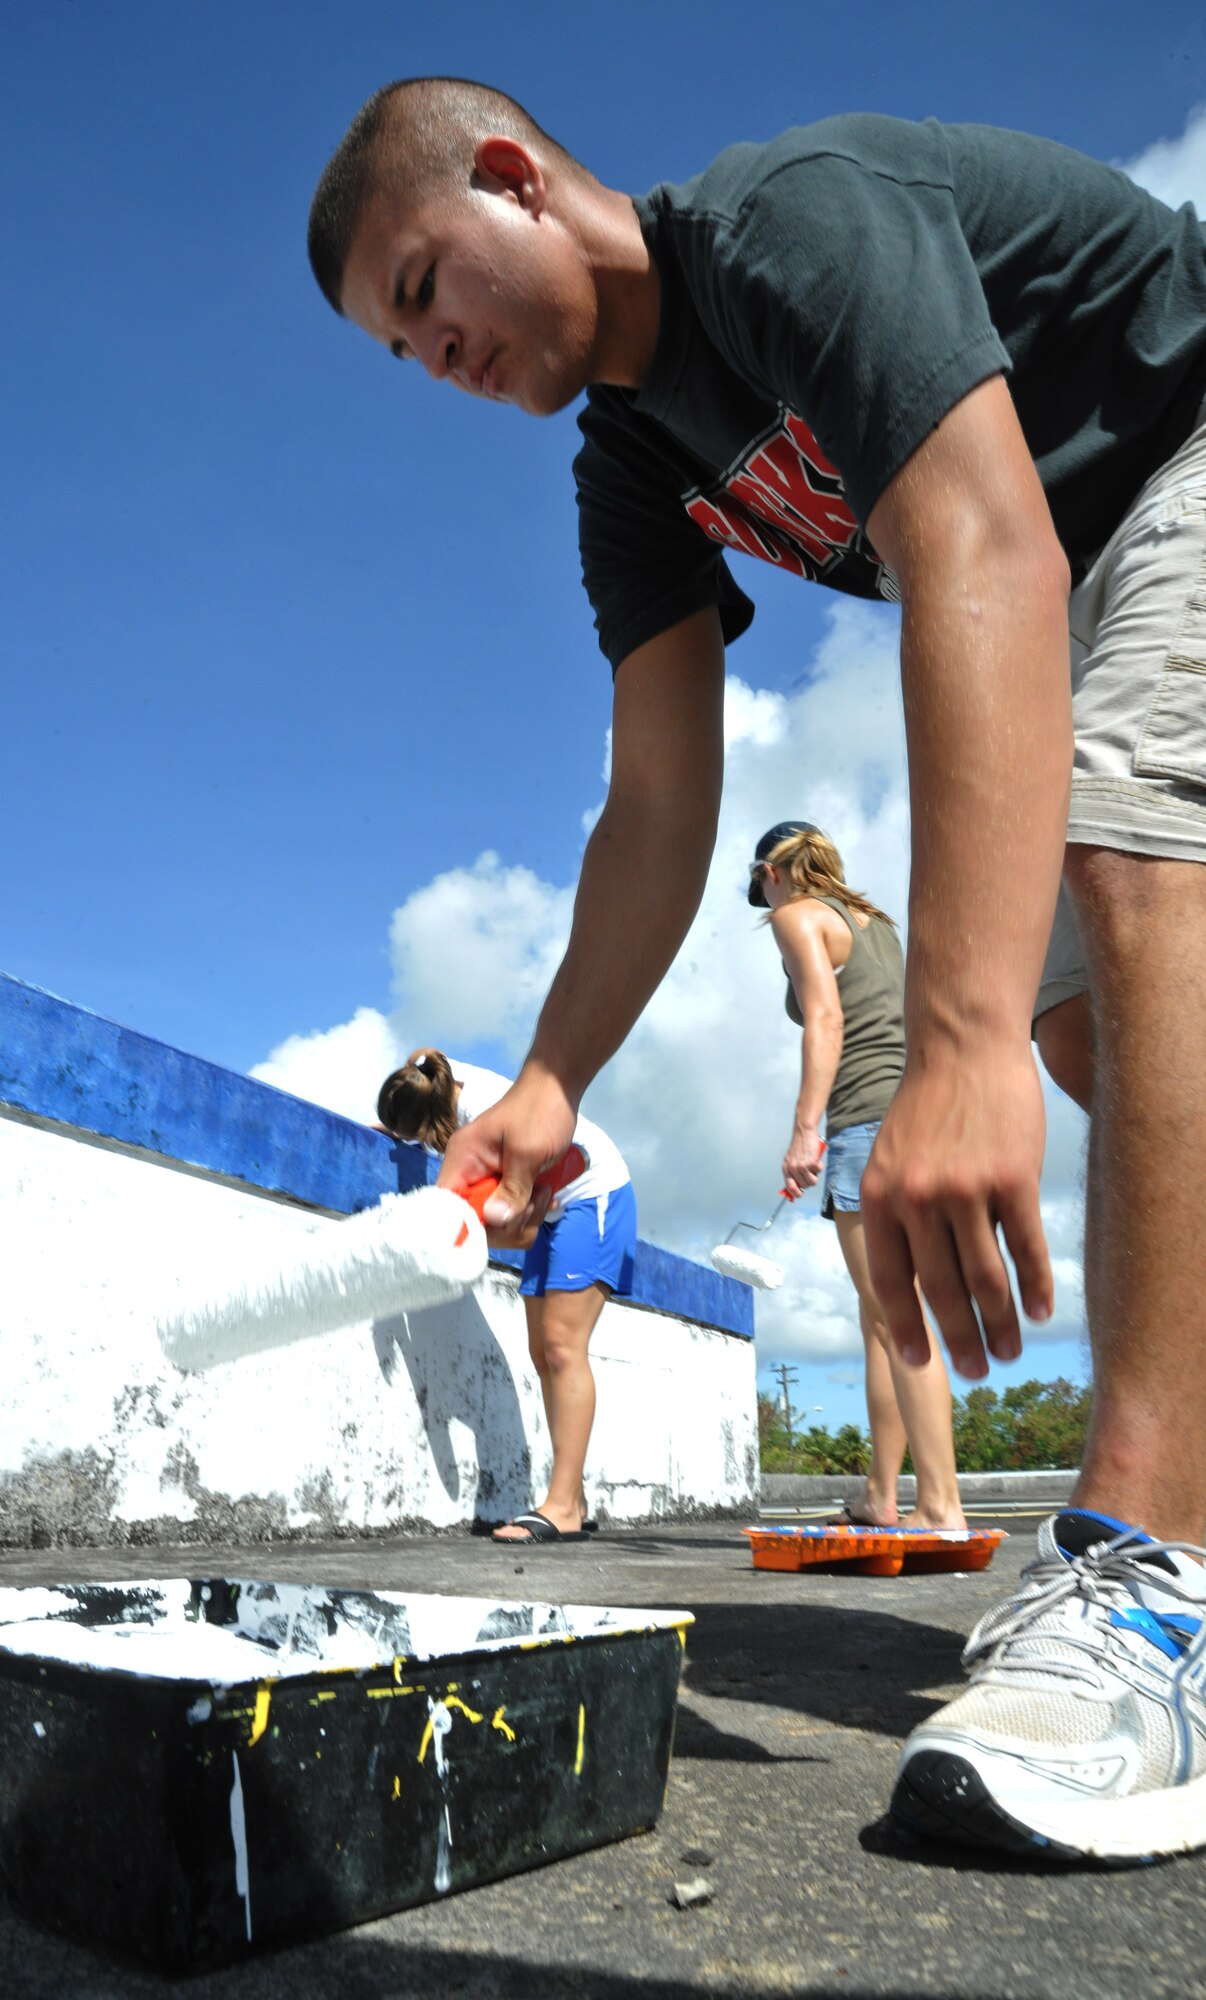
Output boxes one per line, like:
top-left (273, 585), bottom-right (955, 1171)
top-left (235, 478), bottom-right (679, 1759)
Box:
top-left (772, 901), bottom-right (844, 1196)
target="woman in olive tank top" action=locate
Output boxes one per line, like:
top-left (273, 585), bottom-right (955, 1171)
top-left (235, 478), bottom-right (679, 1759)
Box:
top-left (748, 823), bottom-right (964, 1530)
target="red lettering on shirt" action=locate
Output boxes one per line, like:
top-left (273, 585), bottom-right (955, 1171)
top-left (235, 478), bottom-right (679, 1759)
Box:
top-left (685, 410), bottom-right (861, 581)
top-left (686, 492), bottom-right (811, 575)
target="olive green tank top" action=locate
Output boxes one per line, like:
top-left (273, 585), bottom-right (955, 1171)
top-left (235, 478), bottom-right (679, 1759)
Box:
top-left (784, 896), bottom-right (905, 1133)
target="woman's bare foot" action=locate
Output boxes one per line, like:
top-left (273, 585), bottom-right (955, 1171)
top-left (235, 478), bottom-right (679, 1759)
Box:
top-left (836, 1483), bottom-right (899, 1527)
top-left (901, 1505), bottom-right (968, 1531)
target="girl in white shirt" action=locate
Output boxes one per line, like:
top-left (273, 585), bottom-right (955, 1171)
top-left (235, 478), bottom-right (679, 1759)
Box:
top-left (377, 1048), bottom-right (636, 1544)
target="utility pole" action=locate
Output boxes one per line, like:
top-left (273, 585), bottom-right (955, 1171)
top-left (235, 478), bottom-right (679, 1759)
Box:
top-left (775, 1363), bottom-right (799, 1447)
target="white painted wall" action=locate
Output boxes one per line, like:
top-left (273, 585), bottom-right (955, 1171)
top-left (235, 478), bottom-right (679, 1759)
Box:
top-left (0, 1111), bottom-right (757, 1543)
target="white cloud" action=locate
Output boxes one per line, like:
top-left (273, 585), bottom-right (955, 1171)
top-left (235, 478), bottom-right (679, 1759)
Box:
top-left (251, 1006), bottom-right (403, 1125)
top-left (387, 852), bottom-right (574, 1048)
top-left (1121, 103), bottom-right (1206, 211)
top-left (252, 593), bottom-right (1087, 1367)
top-left (249, 854), bottom-right (574, 1123)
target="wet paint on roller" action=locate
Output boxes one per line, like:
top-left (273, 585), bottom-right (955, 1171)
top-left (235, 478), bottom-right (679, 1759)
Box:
top-left (709, 1243), bottom-right (785, 1290)
top-left (157, 1188), bottom-right (490, 1373)
top-left (0, 1576), bottom-right (693, 1971)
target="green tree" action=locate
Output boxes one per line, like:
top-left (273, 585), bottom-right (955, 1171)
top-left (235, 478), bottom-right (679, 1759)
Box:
top-left (760, 1377), bottom-right (1090, 1474)
top-left (756, 1395), bottom-right (873, 1474)
top-left (950, 1386), bottom-right (1013, 1471)
top-left (1003, 1377), bottom-right (1091, 1469)
top-left (757, 1392), bottom-right (795, 1470)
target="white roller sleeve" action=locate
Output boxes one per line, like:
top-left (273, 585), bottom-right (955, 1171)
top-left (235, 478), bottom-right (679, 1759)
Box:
top-left (710, 1243), bottom-right (784, 1291)
top-left (159, 1187), bottom-right (488, 1372)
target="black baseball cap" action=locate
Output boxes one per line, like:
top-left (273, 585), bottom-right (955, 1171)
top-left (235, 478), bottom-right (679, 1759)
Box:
top-left (746, 821), bottom-right (823, 906)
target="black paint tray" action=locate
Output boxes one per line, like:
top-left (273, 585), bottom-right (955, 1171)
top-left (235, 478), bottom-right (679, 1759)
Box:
top-left (0, 1577), bottom-right (691, 1970)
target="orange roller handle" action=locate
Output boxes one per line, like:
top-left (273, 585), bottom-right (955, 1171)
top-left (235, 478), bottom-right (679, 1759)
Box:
top-left (455, 1144), bottom-right (588, 1226)
top-left (780, 1138), bottom-right (826, 1202)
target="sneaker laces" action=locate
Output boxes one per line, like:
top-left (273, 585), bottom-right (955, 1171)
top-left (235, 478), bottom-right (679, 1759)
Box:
top-left (963, 1529), bottom-right (1206, 1687)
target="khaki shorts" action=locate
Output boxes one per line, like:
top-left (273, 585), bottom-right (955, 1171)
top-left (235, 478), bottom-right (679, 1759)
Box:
top-left (1035, 396), bottom-right (1206, 1020)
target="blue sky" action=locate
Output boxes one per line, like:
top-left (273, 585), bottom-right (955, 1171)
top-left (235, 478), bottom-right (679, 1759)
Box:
top-left (5, 2), bottom-right (1206, 1414)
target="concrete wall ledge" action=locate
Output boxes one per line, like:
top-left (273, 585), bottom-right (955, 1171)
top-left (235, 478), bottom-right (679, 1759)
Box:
top-left (761, 1470), bottom-right (1078, 1508)
top-left (1, 973), bottom-right (758, 1544)
top-left (0, 974), bottom-right (751, 1341)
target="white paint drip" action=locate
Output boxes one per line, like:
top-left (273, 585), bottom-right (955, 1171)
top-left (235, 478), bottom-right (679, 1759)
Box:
top-left (435, 1804), bottom-right (453, 1895)
top-left (229, 1752), bottom-right (252, 1942)
top-left (429, 1700), bottom-right (453, 1776)
top-left (428, 1701), bottom-right (454, 1894)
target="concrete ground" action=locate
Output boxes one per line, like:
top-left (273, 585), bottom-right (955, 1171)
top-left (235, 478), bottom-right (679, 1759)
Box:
top-left (2, 1516), bottom-right (1203, 2000)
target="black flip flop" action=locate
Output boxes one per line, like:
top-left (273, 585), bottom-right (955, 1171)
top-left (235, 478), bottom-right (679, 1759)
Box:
top-left (825, 1507), bottom-right (884, 1529)
top-left (492, 1511), bottom-right (589, 1545)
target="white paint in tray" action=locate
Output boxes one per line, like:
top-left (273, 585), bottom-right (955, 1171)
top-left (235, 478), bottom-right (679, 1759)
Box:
top-left (0, 1581), bottom-right (690, 1686)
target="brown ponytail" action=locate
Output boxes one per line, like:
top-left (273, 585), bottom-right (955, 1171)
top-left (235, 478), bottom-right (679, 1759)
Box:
top-left (376, 1047), bottom-right (459, 1153)
top-left (764, 827), bottom-right (896, 928)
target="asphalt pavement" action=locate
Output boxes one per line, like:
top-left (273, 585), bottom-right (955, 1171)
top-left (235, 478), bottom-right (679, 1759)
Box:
top-left (2, 1515), bottom-right (1203, 2000)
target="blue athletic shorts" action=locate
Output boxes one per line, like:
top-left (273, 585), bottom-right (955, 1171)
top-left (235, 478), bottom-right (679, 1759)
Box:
top-left (820, 1120), bottom-right (881, 1220)
top-left (519, 1182), bottom-right (637, 1298)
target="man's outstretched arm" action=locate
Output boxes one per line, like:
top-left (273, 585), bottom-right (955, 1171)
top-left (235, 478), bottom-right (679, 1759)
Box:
top-left (440, 605), bottom-right (726, 1230)
top-left (860, 372), bottom-right (1073, 1380)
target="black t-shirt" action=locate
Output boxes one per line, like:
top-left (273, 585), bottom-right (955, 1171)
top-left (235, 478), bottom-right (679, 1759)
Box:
top-left (575, 115), bottom-right (1206, 671)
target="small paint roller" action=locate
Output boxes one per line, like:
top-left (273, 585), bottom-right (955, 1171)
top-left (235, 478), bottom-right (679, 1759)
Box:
top-left (710, 1146), bottom-right (826, 1291)
top-left (159, 1147), bottom-right (587, 1373)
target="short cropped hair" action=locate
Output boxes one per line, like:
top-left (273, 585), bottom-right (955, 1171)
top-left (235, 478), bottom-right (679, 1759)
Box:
top-left (307, 75), bottom-right (584, 315)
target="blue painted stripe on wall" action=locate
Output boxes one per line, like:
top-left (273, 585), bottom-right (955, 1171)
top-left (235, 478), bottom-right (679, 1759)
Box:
top-left (0, 974), bottom-right (753, 1340)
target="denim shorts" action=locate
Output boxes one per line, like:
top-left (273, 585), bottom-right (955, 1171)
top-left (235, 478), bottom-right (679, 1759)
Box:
top-left (820, 1121), bottom-right (880, 1220)
top-left (1036, 397), bottom-right (1206, 1018)
top-left (519, 1182), bottom-right (637, 1297)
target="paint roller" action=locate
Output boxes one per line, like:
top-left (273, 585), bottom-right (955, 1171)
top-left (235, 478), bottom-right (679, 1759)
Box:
top-left (710, 1145), bottom-right (826, 1290)
top-left (158, 1147), bottom-right (587, 1373)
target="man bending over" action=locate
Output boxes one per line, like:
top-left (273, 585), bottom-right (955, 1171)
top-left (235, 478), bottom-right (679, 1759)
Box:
top-left (308, 80), bottom-right (1206, 1864)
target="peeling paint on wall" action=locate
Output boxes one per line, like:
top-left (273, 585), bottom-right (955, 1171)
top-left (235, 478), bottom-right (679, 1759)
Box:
top-left (0, 1449), bottom-right (121, 1549)
top-left (1, 1111), bottom-right (757, 1546)
top-left (0, 974), bottom-right (756, 1545)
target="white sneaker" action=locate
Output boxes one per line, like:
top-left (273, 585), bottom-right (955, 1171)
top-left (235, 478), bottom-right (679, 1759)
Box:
top-left (891, 1509), bottom-right (1206, 1862)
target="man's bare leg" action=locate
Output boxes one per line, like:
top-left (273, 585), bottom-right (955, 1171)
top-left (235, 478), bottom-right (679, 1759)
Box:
top-left (1066, 846), bottom-right (1206, 1544)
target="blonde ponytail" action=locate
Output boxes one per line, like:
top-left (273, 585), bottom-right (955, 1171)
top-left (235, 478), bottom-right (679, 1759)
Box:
top-left (764, 827), bottom-right (895, 927)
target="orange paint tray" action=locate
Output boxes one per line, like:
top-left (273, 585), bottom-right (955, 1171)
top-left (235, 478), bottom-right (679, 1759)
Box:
top-left (744, 1524), bottom-right (1007, 1577)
